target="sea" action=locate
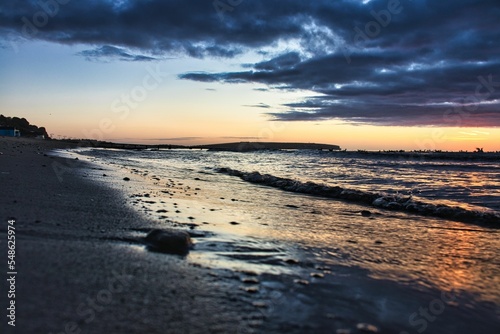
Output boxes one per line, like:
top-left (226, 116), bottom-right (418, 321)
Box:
top-left (63, 147), bottom-right (500, 333)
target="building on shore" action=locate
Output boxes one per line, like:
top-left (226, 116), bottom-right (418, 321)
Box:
top-left (0, 127), bottom-right (21, 137)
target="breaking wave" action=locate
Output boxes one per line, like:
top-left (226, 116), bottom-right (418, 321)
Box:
top-left (216, 167), bottom-right (500, 226)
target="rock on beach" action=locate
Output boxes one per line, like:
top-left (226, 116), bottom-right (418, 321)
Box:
top-left (145, 229), bottom-right (193, 255)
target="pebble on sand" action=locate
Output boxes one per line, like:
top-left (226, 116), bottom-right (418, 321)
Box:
top-left (310, 272), bottom-right (324, 278)
top-left (356, 323), bottom-right (379, 333)
top-left (293, 279), bottom-right (310, 286)
top-left (241, 277), bottom-right (260, 284)
top-left (145, 229), bottom-right (192, 255)
top-left (241, 286), bottom-right (259, 293)
top-left (123, 177), bottom-right (130, 181)
top-left (361, 210), bottom-right (372, 217)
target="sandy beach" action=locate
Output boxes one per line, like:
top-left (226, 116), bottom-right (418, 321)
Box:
top-left (0, 137), bottom-right (260, 333)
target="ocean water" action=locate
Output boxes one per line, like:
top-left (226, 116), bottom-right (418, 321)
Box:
top-left (71, 148), bottom-right (499, 333)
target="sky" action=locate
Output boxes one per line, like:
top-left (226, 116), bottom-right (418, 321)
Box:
top-left (0, 0), bottom-right (499, 151)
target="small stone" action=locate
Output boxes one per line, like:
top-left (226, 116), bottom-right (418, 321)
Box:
top-left (241, 270), bottom-right (258, 276)
top-left (310, 272), bottom-right (324, 278)
top-left (157, 209), bottom-right (168, 213)
top-left (123, 177), bottom-right (130, 181)
top-left (356, 323), bottom-right (379, 333)
top-left (229, 221), bottom-right (240, 225)
top-left (241, 286), bottom-right (259, 293)
top-left (361, 210), bottom-right (372, 217)
top-left (374, 240), bottom-right (383, 244)
top-left (285, 204), bottom-right (299, 209)
top-left (316, 265), bottom-right (330, 271)
top-left (242, 277), bottom-right (260, 284)
top-left (293, 279), bottom-right (310, 286)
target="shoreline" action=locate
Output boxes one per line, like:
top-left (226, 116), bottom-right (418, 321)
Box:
top-left (0, 137), bottom-right (259, 333)
top-left (39, 138), bottom-right (500, 159)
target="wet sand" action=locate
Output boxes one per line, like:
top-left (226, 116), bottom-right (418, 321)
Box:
top-left (0, 137), bottom-right (258, 333)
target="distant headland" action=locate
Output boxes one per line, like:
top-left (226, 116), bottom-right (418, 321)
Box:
top-left (194, 142), bottom-right (341, 152)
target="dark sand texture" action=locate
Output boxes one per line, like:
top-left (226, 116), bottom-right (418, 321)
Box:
top-left (0, 138), bottom-right (256, 333)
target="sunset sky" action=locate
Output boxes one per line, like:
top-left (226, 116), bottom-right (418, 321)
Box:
top-left (1, 0), bottom-right (499, 151)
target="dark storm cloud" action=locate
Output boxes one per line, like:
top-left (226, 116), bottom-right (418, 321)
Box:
top-left (1, 0), bottom-right (499, 126)
top-left (76, 45), bottom-right (157, 62)
top-left (244, 103), bottom-right (271, 109)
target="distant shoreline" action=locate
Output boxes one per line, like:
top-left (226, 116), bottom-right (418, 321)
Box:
top-left (27, 138), bottom-right (500, 154)
top-left (25, 138), bottom-right (499, 161)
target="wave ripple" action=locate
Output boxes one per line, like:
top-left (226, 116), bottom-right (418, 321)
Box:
top-left (216, 168), bottom-right (500, 227)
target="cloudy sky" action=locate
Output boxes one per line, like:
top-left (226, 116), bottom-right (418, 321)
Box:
top-left (1, 0), bottom-right (499, 150)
